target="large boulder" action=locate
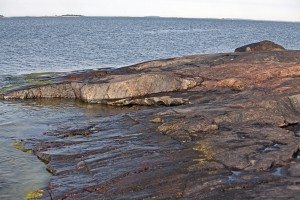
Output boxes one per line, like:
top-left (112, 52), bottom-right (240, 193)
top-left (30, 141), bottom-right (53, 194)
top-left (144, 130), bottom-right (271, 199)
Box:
top-left (235, 40), bottom-right (285, 52)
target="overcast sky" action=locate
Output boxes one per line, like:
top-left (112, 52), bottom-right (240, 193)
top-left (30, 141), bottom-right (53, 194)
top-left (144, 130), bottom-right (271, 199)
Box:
top-left (1, 0), bottom-right (299, 21)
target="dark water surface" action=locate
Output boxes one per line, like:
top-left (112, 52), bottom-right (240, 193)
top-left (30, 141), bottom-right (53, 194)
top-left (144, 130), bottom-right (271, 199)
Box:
top-left (0, 17), bottom-right (299, 199)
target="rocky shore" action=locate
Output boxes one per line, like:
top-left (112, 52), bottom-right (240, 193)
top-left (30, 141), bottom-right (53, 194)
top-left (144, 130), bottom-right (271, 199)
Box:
top-left (1, 41), bottom-right (300, 199)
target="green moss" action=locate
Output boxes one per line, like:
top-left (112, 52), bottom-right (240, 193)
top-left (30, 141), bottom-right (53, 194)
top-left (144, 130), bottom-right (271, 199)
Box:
top-left (12, 142), bottom-right (33, 154)
top-left (24, 72), bottom-right (58, 86)
top-left (0, 72), bottom-right (59, 94)
top-left (25, 189), bottom-right (44, 200)
top-left (0, 85), bottom-right (20, 93)
top-left (0, 80), bottom-right (54, 95)
top-left (24, 72), bottom-right (58, 80)
top-left (28, 80), bottom-right (54, 86)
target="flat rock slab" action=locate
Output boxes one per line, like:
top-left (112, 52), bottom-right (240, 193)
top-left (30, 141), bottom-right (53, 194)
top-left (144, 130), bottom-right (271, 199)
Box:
top-left (2, 45), bottom-right (300, 199)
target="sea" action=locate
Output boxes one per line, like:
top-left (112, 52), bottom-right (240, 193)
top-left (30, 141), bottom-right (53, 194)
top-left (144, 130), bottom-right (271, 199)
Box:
top-left (0, 17), bottom-right (299, 199)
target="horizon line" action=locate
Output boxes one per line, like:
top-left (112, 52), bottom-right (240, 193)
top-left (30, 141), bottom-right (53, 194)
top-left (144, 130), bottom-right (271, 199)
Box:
top-left (1, 15), bottom-right (299, 23)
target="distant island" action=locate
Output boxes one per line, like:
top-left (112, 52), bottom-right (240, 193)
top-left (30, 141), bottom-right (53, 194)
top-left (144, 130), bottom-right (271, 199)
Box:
top-left (0, 15), bottom-right (4, 18)
top-left (61, 14), bottom-right (83, 17)
top-left (144, 16), bottom-right (161, 18)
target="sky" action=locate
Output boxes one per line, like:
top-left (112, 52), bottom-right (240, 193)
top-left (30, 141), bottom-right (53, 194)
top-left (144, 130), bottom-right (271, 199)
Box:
top-left (0, 0), bottom-right (300, 21)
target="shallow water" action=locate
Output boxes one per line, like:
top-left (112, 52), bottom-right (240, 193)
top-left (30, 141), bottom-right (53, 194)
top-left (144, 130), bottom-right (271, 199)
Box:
top-left (0, 17), bottom-right (299, 199)
top-left (0, 99), bottom-right (134, 199)
top-left (0, 101), bottom-right (51, 199)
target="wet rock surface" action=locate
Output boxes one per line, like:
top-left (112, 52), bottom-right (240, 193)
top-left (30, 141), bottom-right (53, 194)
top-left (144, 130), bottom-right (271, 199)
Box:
top-left (2, 42), bottom-right (300, 199)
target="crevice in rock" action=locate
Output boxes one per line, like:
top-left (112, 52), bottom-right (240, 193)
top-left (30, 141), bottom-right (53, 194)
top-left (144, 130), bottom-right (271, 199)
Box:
top-left (281, 122), bottom-right (300, 137)
top-left (46, 189), bottom-right (54, 200)
top-left (292, 149), bottom-right (300, 160)
top-left (61, 129), bottom-right (94, 138)
top-left (258, 142), bottom-right (285, 153)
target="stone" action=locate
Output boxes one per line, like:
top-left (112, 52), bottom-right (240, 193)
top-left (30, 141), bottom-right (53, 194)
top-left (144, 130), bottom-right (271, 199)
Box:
top-left (150, 117), bottom-right (163, 123)
top-left (234, 40), bottom-right (286, 52)
top-left (1, 73), bottom-right (199, 105)
top-left (288, 163), bottom-right (300, 176)
top-left (2, 42), bottom-right (300, 199)
top-left (107, 96), bottom-right (189, 106)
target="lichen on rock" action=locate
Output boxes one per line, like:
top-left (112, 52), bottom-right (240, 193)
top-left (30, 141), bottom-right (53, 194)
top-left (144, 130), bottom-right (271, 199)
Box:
top-left (25, 189), bottom-right (44, 200)
top-left (12, 141), bottom-right (33, 154)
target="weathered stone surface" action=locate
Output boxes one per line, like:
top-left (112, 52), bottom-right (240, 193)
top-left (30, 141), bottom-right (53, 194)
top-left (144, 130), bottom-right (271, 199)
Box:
top-left (3, 83), bottom-right (78, 99)
top-left (1, 73), bottom-right (199, 105)
top-left (235, 40), bottom-right (286, 52)
top-left (107, 96), bottom-right (189, 106)
top-left (288, 162), bottom-right (300, 176)
top-left (2, 42), bottom-right (300, 199)
top-left (79, 73), bottom-right (198, 103)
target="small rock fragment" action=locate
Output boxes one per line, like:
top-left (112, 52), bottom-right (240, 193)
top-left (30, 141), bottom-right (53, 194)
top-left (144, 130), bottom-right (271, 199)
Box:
top-left (150, 117), bottom-right (163, 123)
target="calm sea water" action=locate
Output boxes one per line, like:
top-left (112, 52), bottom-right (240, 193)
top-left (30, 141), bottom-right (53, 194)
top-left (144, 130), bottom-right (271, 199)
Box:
top-left (0, 17), bottom-right (300, 76)
top-left (0, 17), bottom-right (299, 199)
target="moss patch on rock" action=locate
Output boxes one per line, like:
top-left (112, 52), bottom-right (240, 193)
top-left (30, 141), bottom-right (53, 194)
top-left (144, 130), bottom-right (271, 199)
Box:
top-left (25, 189), bottom-right (44, 200)
top-left (28, 80), bottom-right (54, 86)
top-left (12, 141), bottom-right (33, 154)
top-left (0, 85), bottom-right (20, 93)
top-left (23, 72), bottom-right (59, 80)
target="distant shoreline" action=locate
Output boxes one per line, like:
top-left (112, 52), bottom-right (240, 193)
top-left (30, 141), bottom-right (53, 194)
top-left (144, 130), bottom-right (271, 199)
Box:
top-left (60, 14), bottom-right (84, 17)
top-left (0, 15), bottom-right (298, 23)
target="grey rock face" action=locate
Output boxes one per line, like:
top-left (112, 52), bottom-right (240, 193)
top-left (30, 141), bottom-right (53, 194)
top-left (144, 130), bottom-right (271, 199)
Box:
top-left (2, 73), bottom-right (199, 106)
top-left (80, 73), bottom-right (198, 103)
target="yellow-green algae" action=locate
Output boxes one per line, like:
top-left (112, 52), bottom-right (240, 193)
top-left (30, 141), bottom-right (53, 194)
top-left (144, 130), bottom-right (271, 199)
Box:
top-left (0, 72), bottom-right (59, 94)
top-left (192, 141), bottom-right (215, 165)
top-left (28, 80), bottom-right (54, 86)
top-left (0, 79), bottom-right (54, 94)
top-left (25, 189), bottom-right (44, 200)
top-left (12, 141), bottom-right (33, 154)
top-left (0, 85), bottom-right (20, 93)
top-left (24, 72), bottom-right (59, 80)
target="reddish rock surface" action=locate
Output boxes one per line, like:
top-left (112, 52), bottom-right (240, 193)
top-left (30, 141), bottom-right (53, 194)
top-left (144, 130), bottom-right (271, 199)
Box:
top-left (1, 43), bottom-right (300, 199)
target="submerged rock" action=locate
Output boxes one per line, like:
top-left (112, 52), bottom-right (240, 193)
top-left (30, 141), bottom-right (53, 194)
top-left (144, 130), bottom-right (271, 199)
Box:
top-left (235, 40), bottom-right (286, 52)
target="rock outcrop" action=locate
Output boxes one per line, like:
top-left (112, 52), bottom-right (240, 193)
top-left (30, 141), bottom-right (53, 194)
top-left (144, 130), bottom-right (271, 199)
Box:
top-left (2, 42), bottom-right (300, 199)
top-left (235, 40), bottom-right (286, 52)
top-left (1, 73), bottom-right (199, 105)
